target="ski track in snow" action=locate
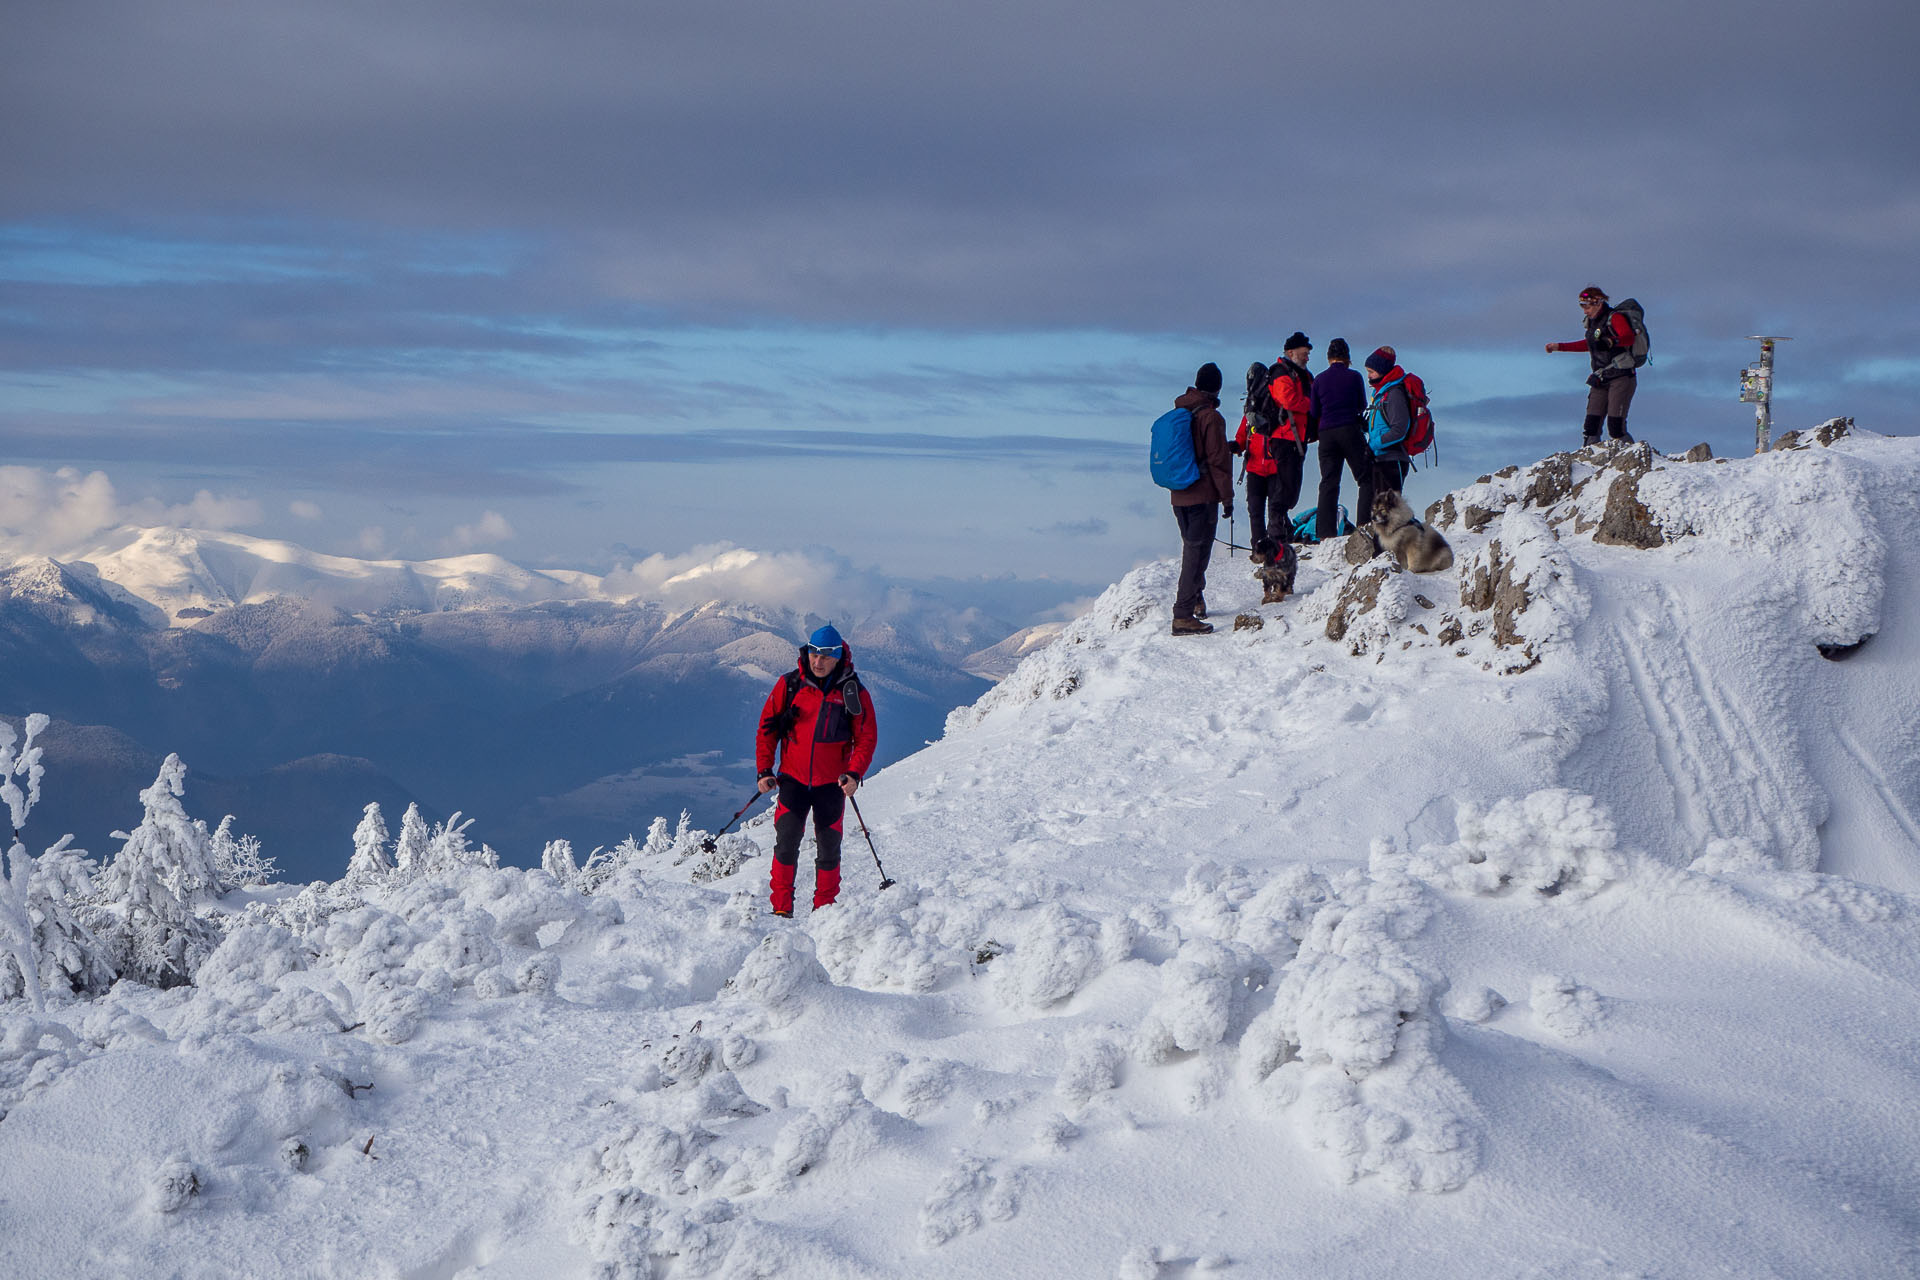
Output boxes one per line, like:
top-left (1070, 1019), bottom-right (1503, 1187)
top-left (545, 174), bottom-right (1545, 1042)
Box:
top-left (4, 428), bottom-right (1920, 1278)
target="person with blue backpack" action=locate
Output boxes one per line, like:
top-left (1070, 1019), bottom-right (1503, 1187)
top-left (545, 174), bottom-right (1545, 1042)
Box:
top-left (1150, 362), bottom-right (1233, 635)
top-left (1363, 346), bottom-right (1413, 496)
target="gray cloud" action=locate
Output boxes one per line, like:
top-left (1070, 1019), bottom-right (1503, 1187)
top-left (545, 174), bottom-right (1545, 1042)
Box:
top-left (5, 0), bottom-right (1915, 345)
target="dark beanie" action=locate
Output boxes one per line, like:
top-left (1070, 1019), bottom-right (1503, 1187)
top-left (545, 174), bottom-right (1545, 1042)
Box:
top-left (1195, 362), bottom-right (1223, 395)
top-left (1326, 338), bottom-right (1351, 362)
top-left (1284, 331), bottom-right (1312, 352)
top-left (1365, 347), bottom-right (1395, 378)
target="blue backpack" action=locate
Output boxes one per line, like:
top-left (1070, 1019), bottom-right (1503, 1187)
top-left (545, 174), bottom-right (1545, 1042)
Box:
top-left (1366, 377), bottom-right (1409, 454)
top-left (1291, 506), bottom-right (1353, 543)
top-left (1150, 408), bottom-right (1201, 490)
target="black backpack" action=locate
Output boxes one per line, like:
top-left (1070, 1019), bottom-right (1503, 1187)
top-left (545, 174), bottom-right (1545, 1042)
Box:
top-left (1244, 362), bottom-right (1281, 436)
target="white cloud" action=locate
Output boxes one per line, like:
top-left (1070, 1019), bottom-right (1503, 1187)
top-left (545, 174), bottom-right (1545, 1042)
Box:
top-left (0, 466), bottom-right (262, 558)
top-left (290, 499), bottom-right (324, 519)
top-left (444, 510), bottom-right (515, 553)
top-left (603, 542), bottom-right (882, 618)
top-left (357, 526), bottom-right (388, 556)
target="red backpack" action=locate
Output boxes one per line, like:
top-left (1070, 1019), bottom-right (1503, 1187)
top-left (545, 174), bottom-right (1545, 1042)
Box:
top-left (1401, 371), bottom-right (1436, 459)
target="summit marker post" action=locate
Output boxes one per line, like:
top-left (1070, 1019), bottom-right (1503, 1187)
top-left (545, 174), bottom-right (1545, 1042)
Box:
top-left (1741, 336), bottom-right (1791, 453)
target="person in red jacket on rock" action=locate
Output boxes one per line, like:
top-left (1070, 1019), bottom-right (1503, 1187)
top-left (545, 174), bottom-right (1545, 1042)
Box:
top-left (754, 624), bottom-right (877, 916)
top-left (1546, 286), bottom-right (1639, 446)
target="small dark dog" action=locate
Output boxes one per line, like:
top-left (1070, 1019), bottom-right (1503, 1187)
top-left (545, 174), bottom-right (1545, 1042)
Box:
top-left (1251, 536), bottom-right (1299, 603)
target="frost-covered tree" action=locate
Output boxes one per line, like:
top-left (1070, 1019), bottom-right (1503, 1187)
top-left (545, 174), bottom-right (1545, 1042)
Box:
top-left (418, 812), bottom-right (497, 874)
top-left (90, 754), bottom-right (221, 988)
top-left (577, 836), bottom-right (642, 894)
top-left (393, 803), bottom-right (431, 876)
top-left (1, 714), bottom-right (53, 1009)
top-left (0, 836), bottom-right (115, 1002)
top-left (540, 838), bottom-right (579, 886)
top-left (346, 803), bottom-right (393, 883)
top-left (209, 815), bottom-right (278, 890)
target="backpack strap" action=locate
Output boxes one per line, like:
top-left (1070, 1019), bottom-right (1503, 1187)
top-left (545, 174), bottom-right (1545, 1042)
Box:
top-left (760, 670), bottom-right (805, 741)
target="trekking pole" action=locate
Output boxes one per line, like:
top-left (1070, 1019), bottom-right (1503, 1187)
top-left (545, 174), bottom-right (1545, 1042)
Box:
top-left (701, 786), bottom-right (770, 853)
top-left (846, 794), bottom-right (896, 890)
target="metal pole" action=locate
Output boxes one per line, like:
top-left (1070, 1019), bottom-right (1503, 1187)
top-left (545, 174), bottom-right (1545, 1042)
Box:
top-left (1743, 335), bottom-right (1791, 453)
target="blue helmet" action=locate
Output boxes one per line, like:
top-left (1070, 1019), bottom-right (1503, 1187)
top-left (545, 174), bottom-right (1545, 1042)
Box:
top-left (803, 623), bottom-right (845, 658)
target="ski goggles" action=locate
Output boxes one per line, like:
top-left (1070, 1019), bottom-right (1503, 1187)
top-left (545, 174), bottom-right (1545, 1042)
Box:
top-left (803, 643), bottom-right (844, 658)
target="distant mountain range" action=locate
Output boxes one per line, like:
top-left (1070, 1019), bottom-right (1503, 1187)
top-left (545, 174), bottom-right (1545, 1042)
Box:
top-left (0, 529), bottom-right (1018, 882)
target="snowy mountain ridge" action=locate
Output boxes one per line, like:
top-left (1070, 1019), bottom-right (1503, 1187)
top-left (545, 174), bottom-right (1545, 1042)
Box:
top-left (3, 422), bottom-right (1919, 1277)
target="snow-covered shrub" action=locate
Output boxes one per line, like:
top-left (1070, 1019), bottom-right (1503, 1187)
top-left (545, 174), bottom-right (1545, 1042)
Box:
top-left (542, 838), bottom-right (580, 887)
top-left (1239, 870), bottom-right (1480, 1191)
top-left (1397, 789), bottom-right (1626, 900)
top-left (86, 754), bottom-right (222, 989)
top-left (808, 893), bottom-right (952, 992)
top-left (1530, 974), bottom-right (1606, 1037)
top-left (416, 812), bottom-right (497, 875)
top-left (991, 902), bottom-right (1104, 1010)
top-left (1133, 937), bottom-right (1252, 1063)
top-left (209, 815), bottom-right (278, 890)
top-left (724, 929), bottom-right (825, 1023)
top-left (150, 1159), bottom-right (202, 1213)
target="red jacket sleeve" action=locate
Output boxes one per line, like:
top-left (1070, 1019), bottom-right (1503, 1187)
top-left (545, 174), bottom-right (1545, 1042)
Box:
top-left (847, 686), bottom-right (877, 777)
top-left (1270, 372), bottom-right (1313, 441)
top-left (755, 679), bottom-right (786, 775)
top-left (1234, 414), bottom-right (1252, 453)
top-left (1560, 315), bottom-right (1635, 354)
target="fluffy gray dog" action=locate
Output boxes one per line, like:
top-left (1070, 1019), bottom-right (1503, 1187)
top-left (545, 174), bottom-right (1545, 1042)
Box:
top-left (1371, 491), bottom-right (1454, 573)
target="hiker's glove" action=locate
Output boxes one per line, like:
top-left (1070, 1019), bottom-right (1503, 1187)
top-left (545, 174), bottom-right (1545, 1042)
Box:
top-left (1586, 373), bottom-right (1603, 389)
top-left (757, 772), bottom-right (777, 794)
top-left (839, 772), bottom-right (860, 796)
top-left (1229, 440), bottom-right (1245, 456)
top-left (1222, 503), bottom-right (1235, 522)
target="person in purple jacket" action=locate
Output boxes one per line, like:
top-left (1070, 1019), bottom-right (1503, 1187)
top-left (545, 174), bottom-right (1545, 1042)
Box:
top-left (1309, 337), bottom-right (1372, 542)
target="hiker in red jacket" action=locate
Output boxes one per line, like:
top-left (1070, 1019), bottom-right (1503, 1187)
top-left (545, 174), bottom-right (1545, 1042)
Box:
top-left (1233, 332), bottom-right (1315, 549)
top-left (754, 624), bottom-right (877, 916)
top-left (1546, 286), bottom-right (1638, 446)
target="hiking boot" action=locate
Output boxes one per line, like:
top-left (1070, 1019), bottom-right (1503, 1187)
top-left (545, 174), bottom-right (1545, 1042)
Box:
top-left (1171, 617), bottom-right (1214, 635)
top-left (1195, 597), bottom-right (1208, 619)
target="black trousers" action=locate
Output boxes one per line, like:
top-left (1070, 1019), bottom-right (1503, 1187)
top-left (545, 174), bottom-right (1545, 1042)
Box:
top-left (1373, 458), bottom-right (1408, 497)
top-left (773, 775), bottom-right (844, 870)
top-left (1316, 423), bottom-right (1375, 540)
top-left (1173, 502), bottom-right (1217, 620)
top-left (1246, 446), bottom-right (1304, 546)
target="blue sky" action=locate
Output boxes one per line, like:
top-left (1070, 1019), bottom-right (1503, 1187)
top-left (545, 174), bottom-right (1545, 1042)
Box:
top-left (4, 0), bottom-right (1916, 625)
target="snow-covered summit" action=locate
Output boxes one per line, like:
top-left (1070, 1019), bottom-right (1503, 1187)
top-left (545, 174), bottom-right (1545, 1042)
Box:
top-left (57, 526), bottom-right (613, 622)
top-left (3, 422), bottom-right (1918, 1277)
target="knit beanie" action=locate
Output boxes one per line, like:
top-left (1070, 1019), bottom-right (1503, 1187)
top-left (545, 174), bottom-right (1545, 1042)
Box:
top-left (1326, 338), bottom-right (1351, 363)
top-left (1579, 286), bottom-right (1608, 303)
top-left (804, 624), bottom-right (845, 656)
top-left (1365, 347), bottom-right (1395, 378)
top-left (1283, 332), bottom-right (1312, 353)
top-left (1195, 362), bottom-right (1223, 395)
